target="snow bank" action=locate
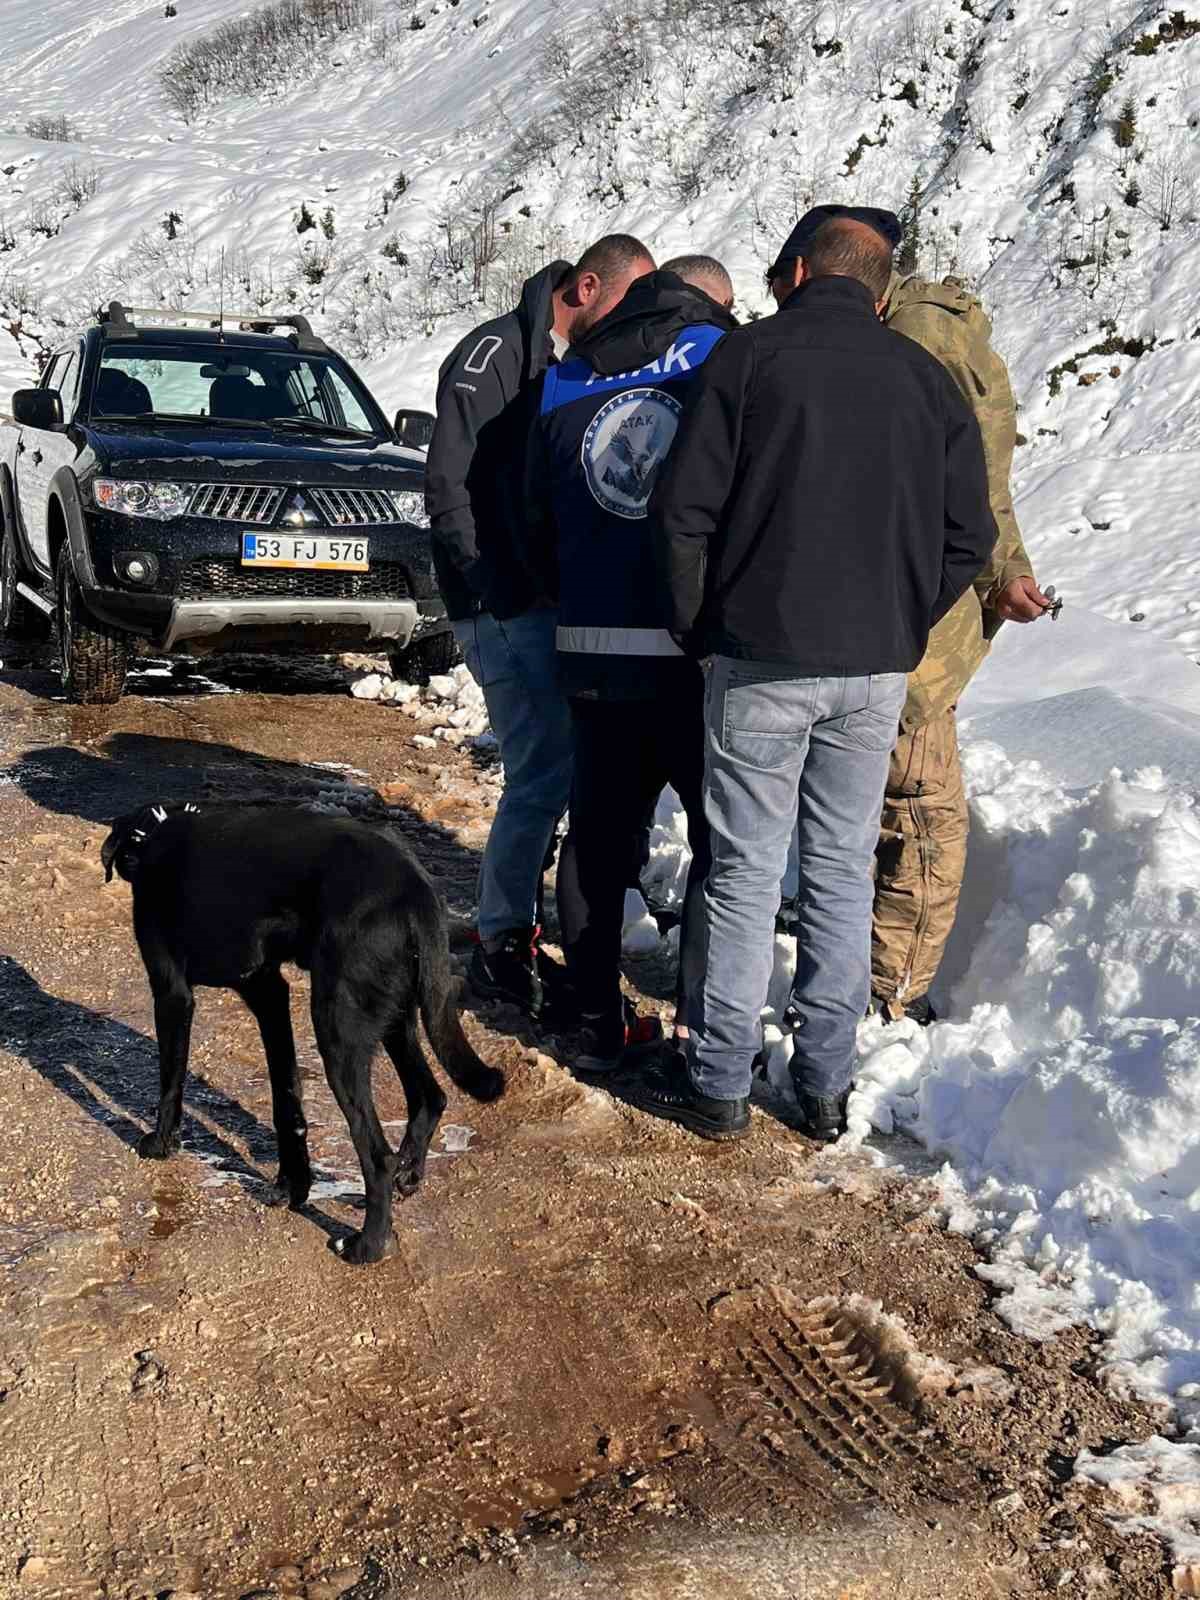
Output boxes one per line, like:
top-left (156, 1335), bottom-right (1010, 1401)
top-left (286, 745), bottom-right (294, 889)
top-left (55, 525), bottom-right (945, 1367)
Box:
top-left (349, 662), bottom-right (491, 747)
top-left (1075, 1437), bottom-right (1200, 1576)
top-left (853, 751), bottom-right (1200, 1411)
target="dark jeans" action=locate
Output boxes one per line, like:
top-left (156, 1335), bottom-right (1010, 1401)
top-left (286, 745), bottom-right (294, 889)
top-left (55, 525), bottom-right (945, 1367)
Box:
top-left (560, 672), bottom-right (711, 1020)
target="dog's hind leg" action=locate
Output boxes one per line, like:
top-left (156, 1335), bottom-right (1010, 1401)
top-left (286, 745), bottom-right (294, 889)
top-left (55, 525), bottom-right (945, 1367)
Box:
top-left (311, 984), bottom-right (397, 1266)
top-left (237, 968), bottom-right (312, 1211)
top-left (138, 971), bottom-right (194, 1161)
top-left (383, 1015), bottom-right (446, 1198)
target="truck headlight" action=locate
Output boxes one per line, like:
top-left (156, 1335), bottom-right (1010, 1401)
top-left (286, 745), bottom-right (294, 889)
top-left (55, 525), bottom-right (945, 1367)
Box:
top-left (388, 489), bottom-right (429, 528)
top-left (93, 479), bottom-right (192, 520)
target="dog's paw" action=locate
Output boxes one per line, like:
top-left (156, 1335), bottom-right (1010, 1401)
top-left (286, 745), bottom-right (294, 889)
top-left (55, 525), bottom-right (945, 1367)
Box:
top-left (136, 1132), bottom-right (178, 1161)
top-left (264, 1168), bottom-right (310, 1210)
top-left (329, 1230), bottom-right (395, 1266)
top-left (394, 1161), bottom-right (425, 1198)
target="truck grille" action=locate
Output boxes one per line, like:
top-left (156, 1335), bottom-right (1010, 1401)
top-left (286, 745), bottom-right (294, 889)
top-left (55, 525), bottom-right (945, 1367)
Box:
top-left (178, 557), bottom-right (411, 602)
top-left (189, 484), bottom-right (285, 524)
top-left (186, 484), bottom-right (403, 527)
top-left (308, 488), bottom-right (399, 526)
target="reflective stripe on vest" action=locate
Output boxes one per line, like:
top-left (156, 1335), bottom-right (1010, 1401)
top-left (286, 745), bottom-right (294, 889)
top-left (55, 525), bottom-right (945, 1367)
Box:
top-left (556, 624), bottom-right (683, 658)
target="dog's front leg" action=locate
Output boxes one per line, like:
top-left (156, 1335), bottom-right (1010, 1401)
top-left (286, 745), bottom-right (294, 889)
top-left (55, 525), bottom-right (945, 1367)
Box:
top-left (139, 977), bottom-right (194, 1160)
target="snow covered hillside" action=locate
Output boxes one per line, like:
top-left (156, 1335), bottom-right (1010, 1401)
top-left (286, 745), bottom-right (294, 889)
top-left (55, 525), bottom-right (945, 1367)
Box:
top-left (1, 0), bottom-right (1198, 653)
top-left (4, 0), bottom-right (1200, 1557)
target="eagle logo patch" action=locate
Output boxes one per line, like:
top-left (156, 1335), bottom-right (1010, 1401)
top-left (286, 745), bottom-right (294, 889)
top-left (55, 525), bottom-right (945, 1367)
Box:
top-left (581, 387), bottom-right (681, 520)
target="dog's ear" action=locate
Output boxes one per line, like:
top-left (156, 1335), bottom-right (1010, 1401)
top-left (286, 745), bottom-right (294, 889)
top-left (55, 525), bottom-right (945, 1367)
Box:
top-left (100, 801), bottom-right (201, 883)
top-left (100, 811), bottom-right (151, 885)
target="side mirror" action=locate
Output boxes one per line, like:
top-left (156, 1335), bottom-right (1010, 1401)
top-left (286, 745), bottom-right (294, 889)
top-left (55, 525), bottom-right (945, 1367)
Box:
top-left (394, 408), bottom-right (435, 451)
top-left (13, 388), bottom-right (63, 430)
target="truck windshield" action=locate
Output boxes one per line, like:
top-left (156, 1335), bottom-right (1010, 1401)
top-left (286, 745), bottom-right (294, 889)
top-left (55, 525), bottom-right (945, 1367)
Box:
top-left (90, 345), bottom-right (382, 435)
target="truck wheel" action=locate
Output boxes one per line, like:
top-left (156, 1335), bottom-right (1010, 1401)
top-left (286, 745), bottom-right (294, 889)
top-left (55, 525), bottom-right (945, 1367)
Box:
top-left (0, 514), bottom-right (51, 642)
top-left (390, 630), bottom-right (460, 686)
top-left (56, 545), bottom-right (128, 704)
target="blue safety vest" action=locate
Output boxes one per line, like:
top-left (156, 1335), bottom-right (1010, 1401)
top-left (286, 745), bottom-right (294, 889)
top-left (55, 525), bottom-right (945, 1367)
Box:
top-left (536, 323), bottom-right (726, 683)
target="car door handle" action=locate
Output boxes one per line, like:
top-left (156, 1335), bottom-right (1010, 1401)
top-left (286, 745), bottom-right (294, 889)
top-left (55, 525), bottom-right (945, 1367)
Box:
top-left (15, 438), bottom-right (24, 455)
top-left (31, 450), bottom-right (43, 466)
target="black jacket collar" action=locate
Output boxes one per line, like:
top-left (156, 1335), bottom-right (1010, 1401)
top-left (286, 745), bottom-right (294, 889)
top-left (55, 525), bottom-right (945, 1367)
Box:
top-left (517, 259), bottom-right (573, 381)
top-left (571, 271), bottom-right (738, 376)
top-left (780, 275), bottom-right (880, 317)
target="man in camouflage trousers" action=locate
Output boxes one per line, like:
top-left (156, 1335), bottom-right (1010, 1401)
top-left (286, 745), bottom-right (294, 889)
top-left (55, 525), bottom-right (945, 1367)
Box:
top-left (767, 208), bottom-right (1053, 1027)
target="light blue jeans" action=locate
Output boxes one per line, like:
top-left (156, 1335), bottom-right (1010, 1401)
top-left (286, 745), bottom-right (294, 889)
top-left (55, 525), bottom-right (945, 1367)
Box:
top-left (690, 657), bottom-right (906, 1102)
top-left (453, 609), bottom-right (573, 941)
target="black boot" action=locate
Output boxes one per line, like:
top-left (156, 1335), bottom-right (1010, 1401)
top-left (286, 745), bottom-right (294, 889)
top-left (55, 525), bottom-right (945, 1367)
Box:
top-left (469, 929), bottom-right (542, 1016)
top-left (902, 994), bottom-right (937, 1027)
top-left (575, 1001), bottom-right (663, 1075)
top-left (873, 993), bottom-right (938, 1026)
top-left (536, 948), bottom-right (581, 1026)
top-left (793, 1087), bottom-right (850, 1143)
top-left (629, 1048), bottom-right (750, 1141)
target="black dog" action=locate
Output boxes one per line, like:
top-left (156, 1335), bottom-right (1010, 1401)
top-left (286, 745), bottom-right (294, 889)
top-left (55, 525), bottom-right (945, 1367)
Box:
top-left (101, 802), bottom-right (504, 1264)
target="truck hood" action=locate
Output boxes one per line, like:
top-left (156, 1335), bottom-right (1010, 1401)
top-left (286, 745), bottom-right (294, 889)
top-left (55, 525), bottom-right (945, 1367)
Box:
top-left (81, 421), bottom-right (424, 486)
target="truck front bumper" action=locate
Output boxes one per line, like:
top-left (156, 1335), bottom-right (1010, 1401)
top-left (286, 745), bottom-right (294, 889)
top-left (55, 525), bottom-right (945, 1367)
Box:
top-left (80, 586), bottom-right (419, 657)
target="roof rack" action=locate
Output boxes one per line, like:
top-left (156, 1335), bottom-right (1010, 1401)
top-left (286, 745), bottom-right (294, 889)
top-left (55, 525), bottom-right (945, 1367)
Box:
top-left (97, 302), bottom-right (329, 354)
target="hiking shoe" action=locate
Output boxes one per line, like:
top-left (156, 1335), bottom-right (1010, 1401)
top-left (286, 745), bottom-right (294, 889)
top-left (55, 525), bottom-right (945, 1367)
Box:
top-left (873, 993), bottom-right (938, 1026)
top-left (902, 994), bottom-right (937, 1027)
top-left (469, 929), bottom-right (542, 1016)
top-left (575, 1003), bottom-right (664, 1075)
top-left (628, 1049), bottom-right (750, 1141)
top-left (794, 1088), bottom-right (851, 1143)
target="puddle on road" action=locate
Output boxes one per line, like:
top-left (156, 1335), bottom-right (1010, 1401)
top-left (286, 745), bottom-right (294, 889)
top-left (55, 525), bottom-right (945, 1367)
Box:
top-left (148, 1180), bottom-right (197, 1241)
top-left (458, 1465), bottom-right (598, 1535)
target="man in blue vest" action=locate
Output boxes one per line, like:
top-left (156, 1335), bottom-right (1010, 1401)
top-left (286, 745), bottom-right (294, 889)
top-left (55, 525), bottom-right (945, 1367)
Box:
top-left (427, 236), bottom-right (655, 1018)
top-left (520, 257), bottom-right (738, 1071)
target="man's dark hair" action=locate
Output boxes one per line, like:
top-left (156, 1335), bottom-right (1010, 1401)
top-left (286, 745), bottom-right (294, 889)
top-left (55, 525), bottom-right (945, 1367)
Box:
top-left (805, 217), bottom-right (894, 301)
top-left (573, 233), bottom-right (654, 282)
top-left (661, 254), bottom-right (734, 303)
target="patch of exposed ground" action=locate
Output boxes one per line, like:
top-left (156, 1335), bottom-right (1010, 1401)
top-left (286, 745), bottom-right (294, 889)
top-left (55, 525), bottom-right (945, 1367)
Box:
top-left (0, 653), bottom-right (1176, 1599)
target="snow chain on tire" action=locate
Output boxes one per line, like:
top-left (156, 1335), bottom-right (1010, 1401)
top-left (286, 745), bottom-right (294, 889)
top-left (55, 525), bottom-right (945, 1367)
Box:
top-left (56, 543), bottom-right (128, 704)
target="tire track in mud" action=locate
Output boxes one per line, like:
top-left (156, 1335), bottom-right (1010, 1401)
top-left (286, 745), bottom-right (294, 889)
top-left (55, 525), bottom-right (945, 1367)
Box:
top-left (684, 1286), bottom-right (971, 1520)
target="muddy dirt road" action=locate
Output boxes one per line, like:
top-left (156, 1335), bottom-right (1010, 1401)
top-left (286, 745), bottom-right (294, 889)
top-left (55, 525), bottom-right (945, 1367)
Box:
top-left (0, 650), bottom-right (1177, 1599)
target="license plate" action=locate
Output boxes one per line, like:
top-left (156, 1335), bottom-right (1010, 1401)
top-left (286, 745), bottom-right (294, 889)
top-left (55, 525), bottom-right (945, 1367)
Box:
top-left (241, 532), bottom-right (369, 570)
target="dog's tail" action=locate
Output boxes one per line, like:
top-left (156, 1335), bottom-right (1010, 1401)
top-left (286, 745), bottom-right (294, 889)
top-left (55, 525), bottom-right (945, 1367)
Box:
top-left (417, 910), bottom-right (505, 1103)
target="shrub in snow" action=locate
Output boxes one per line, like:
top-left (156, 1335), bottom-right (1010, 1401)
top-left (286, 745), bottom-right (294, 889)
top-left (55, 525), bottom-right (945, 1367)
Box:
top-left (24, 114), bottom-right (78, 142)
top-left (53, 161), bottom-right (99, 211)
top-left (1114, 96), bottom-right (1138, 148)
top-left (27, 202), bottom-right (59, 240)
top-left (160, 0), bottom-right (376, 121)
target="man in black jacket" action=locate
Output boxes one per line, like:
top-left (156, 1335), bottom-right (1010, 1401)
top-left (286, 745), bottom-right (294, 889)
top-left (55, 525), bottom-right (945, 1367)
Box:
top-left (634, 213), bottom-right (995, 1143)
top-left (521, 258), bottom-right (738, 1071)
top-left (426, 235), bottom-right (655, 1014)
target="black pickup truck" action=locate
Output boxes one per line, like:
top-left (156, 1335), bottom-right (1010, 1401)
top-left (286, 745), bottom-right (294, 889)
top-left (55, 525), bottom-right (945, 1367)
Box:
top-left (0, 303), bottom-right (447, 703)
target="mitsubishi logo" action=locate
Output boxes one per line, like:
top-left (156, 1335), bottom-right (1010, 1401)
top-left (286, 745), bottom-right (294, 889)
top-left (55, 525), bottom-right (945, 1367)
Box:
top-left (282, 492), bottom-right (320, 528)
